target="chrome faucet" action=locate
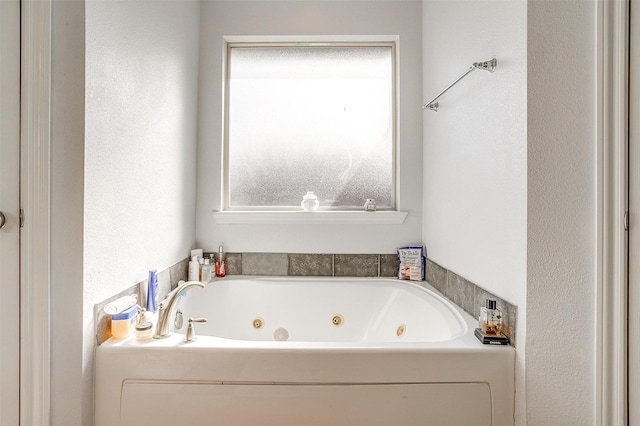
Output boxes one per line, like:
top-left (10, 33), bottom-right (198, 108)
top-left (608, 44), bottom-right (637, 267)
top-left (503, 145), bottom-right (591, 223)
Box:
top-left (153, 280), bottom-right (205, 339)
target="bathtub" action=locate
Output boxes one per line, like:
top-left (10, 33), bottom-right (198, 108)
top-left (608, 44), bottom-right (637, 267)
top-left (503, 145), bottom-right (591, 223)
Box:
top-left (95, 277), bottom-right (515, 426)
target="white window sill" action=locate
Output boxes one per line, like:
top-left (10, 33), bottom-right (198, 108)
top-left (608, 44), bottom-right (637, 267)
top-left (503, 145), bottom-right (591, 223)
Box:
top-left (212, 210), bottom-right (408, 225)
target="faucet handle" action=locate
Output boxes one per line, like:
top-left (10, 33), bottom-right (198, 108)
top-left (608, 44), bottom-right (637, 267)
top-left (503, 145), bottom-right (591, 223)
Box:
top-left (184, 317), bottom-right (207, 343)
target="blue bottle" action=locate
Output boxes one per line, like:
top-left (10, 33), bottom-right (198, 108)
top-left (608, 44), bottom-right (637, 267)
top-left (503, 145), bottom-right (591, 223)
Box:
top-left (146, 269), bottom-right (158, 313)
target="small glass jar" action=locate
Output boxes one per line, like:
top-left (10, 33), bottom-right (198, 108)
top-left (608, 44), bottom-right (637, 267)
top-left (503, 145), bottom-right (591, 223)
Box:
top-left (301, 192), bottom-right (319, 211)
top-left (135, 321), bottom-right (153, 341)
top-left (479, 299), bottom-right (502, 336)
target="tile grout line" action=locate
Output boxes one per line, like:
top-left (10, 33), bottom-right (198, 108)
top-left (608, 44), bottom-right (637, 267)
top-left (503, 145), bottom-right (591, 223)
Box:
top-left (331, 254), bottom-right (335, 277)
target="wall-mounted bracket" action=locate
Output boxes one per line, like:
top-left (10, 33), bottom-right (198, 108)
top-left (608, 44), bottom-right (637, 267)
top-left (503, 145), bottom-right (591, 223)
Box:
top-left (422, 58), bottom-right (497, 112)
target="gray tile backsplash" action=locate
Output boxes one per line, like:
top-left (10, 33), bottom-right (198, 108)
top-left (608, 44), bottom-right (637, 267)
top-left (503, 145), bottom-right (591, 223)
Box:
top-left (424, 258), bottom-right (517, 346)
top-left (221, 253), bottom-right (401, 278)
top-left (334, 254), bottom-right (378, 277)
top-left (242, 253), bottom-right (289, 276)
top-left (96, 252), bottom-right (517, 347)
top-left (226, 253), bottom-right (242, 275)
top-left (425, 259), bottom-right (447, 293)
top-left (169, 258), bottom-right (189, 285)
top-left (444, 271), bottom-right (476, 317)
top-left (289, 253), bottom-right (333, 276)
top-left (379, 254), bottom-right (401, 277)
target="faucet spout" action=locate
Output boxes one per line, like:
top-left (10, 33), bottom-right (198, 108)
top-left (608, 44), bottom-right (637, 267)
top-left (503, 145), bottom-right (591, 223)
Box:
top-left (153, 280), bottom-right (205, 339)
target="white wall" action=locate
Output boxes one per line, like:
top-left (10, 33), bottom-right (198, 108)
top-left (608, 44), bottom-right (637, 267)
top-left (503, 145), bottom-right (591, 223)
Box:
top-left (84, 1), bottom-right (200, 424)
top-left (421, 0), bottom-right (527, 423)
top-left (423, 0), bottom-right (599, 425)
top-left (527, 0), bottom-right (596, 424)
top-left (196, 0), bottom-right (423, 254)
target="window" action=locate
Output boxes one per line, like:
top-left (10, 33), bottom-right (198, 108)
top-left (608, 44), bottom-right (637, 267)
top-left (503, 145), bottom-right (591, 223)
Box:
top-left (223, 41), bottom-right (396, 211)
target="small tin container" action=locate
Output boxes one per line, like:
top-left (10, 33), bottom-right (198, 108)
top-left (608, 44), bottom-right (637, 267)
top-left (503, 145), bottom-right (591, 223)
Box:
top-left (135, 321), bottom-right (153, 341)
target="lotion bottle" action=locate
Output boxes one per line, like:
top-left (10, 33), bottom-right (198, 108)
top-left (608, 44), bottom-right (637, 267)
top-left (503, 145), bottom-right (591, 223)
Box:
top-left (146, 269), bottom-right (158, 313)
top-left (188, 256), bottom-right (199, 281)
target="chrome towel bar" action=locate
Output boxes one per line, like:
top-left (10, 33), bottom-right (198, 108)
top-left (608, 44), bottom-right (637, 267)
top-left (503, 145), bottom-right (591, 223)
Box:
top-left (422, 58), bottom-right (497, 112)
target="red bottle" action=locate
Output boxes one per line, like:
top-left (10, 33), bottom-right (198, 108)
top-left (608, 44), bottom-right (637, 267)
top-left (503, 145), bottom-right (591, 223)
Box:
top-left (215, 245), bottom-right (226, 278)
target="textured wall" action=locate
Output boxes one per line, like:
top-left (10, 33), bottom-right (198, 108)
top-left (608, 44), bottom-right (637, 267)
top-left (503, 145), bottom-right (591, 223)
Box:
top-left (196, 0), bottom-right (423, 254)
top-left (421, 0), bottom-right (527, 422)
top-left (84, 1), bottom-right (200, 423)
top-left (527, 0), bottom-right (596, 424)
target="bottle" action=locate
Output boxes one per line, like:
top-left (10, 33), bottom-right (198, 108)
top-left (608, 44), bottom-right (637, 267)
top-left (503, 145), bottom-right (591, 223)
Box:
top-left (215, 245), bottom-right (226, 278)
top-left (146, 269), bottom-right (158, 313)
top-left (201, 258), bottom-right (212, 283)
top-left (188, 256), bottom-right (199, 281)
top-left (301, 191), bottom-right (319, 211)
top-left (479, 299), bottom-right (503, 336)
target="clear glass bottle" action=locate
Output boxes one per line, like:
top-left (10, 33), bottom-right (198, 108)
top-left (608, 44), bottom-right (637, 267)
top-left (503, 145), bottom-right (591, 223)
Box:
top-left (201, 258), bottom-right (212, 283)
top-left (479, 299), bottom-right (502, 335)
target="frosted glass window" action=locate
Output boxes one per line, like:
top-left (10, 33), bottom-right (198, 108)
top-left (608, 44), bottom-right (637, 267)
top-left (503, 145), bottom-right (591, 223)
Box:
top-left (224, 43), bottom-right (395, 210)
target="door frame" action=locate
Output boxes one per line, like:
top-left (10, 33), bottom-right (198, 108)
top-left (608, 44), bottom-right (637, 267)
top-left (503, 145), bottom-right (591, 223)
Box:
top-left (596, 0), bottom-right (629, 424)
top-left (13, 1), bottom-right (634, 425)
top-left (20, 0), bottom-right (51, 424)
top-left (628, 0), bottom-right (640, 423)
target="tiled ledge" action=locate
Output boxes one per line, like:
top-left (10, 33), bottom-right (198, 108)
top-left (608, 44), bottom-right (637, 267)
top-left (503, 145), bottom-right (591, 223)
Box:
top-left (425, 258), bottom-right (518, 346)
top-left (93, 258), bottom-right (189, 346)
top-left (202, 252), bottom-right (401, 277)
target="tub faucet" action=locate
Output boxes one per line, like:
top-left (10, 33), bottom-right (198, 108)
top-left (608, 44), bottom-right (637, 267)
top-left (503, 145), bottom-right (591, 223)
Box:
top-left (153, 280), bottom-right (205, 339)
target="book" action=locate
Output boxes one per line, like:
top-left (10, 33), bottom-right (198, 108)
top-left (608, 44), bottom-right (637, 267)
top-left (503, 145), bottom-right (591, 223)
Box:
top-left (474, 328), bottom-right (510, 345)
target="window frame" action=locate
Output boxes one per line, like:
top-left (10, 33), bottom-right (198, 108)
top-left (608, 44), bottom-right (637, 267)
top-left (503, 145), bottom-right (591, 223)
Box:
top-left (221, 39), bottom-right (398, 212)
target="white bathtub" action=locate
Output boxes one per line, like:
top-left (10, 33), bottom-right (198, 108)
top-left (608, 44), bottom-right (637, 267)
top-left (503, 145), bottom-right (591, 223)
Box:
top-left (96, 277), bottom-right (515, 426)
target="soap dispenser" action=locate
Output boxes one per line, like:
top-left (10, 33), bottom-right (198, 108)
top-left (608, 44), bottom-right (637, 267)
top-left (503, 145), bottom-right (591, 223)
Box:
top-left (479, 299), bottom-right (502, 336)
